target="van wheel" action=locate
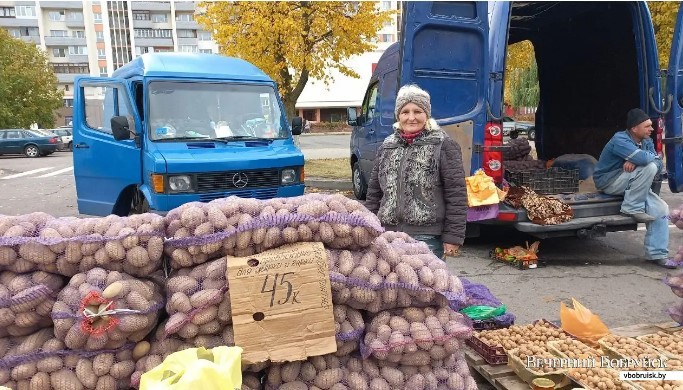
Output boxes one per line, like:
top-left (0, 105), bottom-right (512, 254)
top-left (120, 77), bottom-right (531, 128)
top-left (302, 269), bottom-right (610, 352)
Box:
top-left (24, 145), bottom-right (39, 158)
top-left (527, 128), bottom-right (536, 141)
top-left (352, 162), bottom-right (367, 200)
top-left (509, 130), bottom-right (519, 139)
top-left (129, 191), bottom-right (150, 215)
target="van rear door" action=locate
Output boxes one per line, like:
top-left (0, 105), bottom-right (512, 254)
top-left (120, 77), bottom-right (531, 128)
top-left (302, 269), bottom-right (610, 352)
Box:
top-left (665, 3), bottom-right (683, 193)
top-left (399, 1), bottom-right (489, 175)
top-left (73, 78), bottom-right (142, 216)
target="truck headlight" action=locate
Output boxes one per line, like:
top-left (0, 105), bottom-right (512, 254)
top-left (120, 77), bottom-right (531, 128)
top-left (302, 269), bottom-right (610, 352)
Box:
top-left (168, 175), bottom-right (193, 192)
top-left (281, 168), bottom-right (297, 184)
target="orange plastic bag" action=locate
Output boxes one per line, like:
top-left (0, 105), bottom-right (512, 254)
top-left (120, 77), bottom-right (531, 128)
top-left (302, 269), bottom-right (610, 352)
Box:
top-left (560, 298), bottom-right (610, 347)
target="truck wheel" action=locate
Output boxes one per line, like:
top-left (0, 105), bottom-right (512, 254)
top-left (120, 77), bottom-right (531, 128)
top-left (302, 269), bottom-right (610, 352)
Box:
top-left (24, 145), bottom-right (39, 158)
top-left (352, 162), bottom-right (368, 200)
top-left (129, 191), bottom-right (150, 215)
top-left (527, 128), bottom-right (536, 141)
top-left (510, 130), bottom-right (519, 139)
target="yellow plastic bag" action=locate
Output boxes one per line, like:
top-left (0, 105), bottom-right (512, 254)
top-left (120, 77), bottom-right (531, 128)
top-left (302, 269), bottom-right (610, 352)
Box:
top-left (140, 346), bottom-right (243, 390)
top-left (560, 298), bottom-right (610, 347)
top-left (465, 169), bottom-right (500, 207)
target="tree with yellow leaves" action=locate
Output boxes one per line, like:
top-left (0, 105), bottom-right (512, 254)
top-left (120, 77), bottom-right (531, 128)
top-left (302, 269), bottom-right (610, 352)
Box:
top-left (197, 2), bottom-right (393, 118)
top-left (648, 1), bottom-right (679, 69)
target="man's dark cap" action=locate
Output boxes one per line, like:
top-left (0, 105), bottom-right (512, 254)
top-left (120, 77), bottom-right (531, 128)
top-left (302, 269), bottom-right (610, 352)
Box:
top-left (626, 108), bottom-right (650, 129)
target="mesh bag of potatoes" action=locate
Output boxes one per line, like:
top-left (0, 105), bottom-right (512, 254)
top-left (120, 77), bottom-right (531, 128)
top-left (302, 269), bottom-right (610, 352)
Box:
top-left (360, 307), bottom-right (472, 365)
top-left (163, 194), bottom-right (384, 269)
top-left (0, 270), bottom-right (66, 337)
top-left (328, 231), bottom-right (467, 313)
top-left (51, 268), bottom-right (164, 351)
top-left (0, 213), bottom-right (164, 277)
top-left (0, 327), bottom-right (147, 390)
top-left (266, 350), bottom-right (477, 390)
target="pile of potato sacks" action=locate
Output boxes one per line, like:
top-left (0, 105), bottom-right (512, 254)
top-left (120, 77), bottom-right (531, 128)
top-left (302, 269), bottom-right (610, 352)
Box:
top-left (0, 193), bottom-right (478, 390)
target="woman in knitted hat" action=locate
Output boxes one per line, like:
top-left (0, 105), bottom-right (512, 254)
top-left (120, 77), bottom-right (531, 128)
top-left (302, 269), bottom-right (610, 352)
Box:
top-left (364, 84), bottom-right (468, 258)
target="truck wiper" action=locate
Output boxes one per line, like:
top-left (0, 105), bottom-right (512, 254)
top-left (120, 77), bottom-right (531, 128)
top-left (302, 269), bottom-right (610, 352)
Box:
top-left (222, 136), bottom-right (274, 142)
top-left (158, 136), bottom-right (231, 144)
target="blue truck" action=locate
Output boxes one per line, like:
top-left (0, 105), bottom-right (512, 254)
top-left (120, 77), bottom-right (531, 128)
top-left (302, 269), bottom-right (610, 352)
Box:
top-left (349, 1), bottom-right (683, 239)
top-left (72, 53), bottom-right (304, 216)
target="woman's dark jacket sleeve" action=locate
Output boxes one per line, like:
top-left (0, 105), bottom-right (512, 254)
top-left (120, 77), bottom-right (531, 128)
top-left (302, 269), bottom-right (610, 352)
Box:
top-left (440, 138), bottom-right (468, 245)
top-left (364, 156), bottom-right (383, 214)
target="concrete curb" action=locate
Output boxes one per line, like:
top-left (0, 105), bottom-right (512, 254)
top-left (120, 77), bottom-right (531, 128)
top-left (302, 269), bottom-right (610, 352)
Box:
top-left (305, 178), bottom-right (353, 191)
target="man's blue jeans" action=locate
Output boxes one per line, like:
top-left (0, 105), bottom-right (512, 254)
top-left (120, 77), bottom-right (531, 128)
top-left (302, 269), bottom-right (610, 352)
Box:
top-left (600, 162), bottom-right (669, 260)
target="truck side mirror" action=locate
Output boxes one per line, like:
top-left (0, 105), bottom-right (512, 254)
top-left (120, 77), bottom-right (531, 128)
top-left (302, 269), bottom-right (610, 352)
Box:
top-left (291, 116), bottom-right (303, 136)
top-left (111, 116), bottom-right (132, 141)
top-left (347, 107), bottom-right (358, 126)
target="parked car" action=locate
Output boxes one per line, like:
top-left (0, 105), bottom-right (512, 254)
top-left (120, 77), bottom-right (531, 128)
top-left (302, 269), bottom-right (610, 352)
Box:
top-left (0, 129), bottom-right (60, 157)
top-left (511, 121), bottom-right (536, 140)
top-left (502, 116), bottom-right (516, 136)
top-left (51, 127), bottom-right (73, 151)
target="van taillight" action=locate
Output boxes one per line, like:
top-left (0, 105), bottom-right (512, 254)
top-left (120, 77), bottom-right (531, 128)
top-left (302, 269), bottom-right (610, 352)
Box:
top-left (656, 117), bottom-right (664, 157)
top-left (483, 122), bottom-right (503, 183)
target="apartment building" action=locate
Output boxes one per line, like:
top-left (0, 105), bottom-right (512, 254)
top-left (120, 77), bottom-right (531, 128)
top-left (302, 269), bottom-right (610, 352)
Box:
top-left (0, 0), bottom-right (217, 126)
top-left (0, 0), bottom-right (396, 126)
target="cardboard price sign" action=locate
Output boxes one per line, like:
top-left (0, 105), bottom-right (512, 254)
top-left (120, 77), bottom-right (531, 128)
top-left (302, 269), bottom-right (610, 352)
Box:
top-left (227, 242), bottom-right (336, 364)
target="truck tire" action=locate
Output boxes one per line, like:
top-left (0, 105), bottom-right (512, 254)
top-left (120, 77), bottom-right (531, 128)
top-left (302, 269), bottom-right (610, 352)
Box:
top-left (510, 130), bottom-right (519, 139)
top-left (352, 161), bottom-right (368, 200)
top-left (527, 127), bottom-right (536, 141)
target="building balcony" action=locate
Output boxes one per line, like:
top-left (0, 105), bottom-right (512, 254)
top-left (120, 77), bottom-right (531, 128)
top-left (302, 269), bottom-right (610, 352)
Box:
top-left (67, 54), bottom-right (89, 62)
top-left (65, 19), bottom-right (85, 28)
top-left (135, 37), bottom-right (173, 47)
top-left (39, 1), bottom-right (83, 9)
top-left (177, 37), bottom-right (197, 45)
top-left (56, 73), bottom-right (77, 83)
top-left (174, 2), bottom-right (196, 12)
top-left (44, 36), bottom-right (86, 46)
top-left (0, 17), bottom-right (38, 27)
top-left (19, 35), bottom-right (40, 44)
top-left (175, 20), bottom-right (199, 29)
top-left (131, 2), bottom-right (171, 11)
top-left (132, 19), bottom-right (154, 28)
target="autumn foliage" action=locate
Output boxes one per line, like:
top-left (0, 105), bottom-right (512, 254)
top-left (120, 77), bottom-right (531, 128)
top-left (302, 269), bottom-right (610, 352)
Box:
top-left (197, 2), bottom-right (393, 118)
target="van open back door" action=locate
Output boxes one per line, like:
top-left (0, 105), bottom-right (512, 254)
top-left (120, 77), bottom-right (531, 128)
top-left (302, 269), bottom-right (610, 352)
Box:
top-left (399, 1), bottom-right (490, 176)
top-left (665, 3), bottom-right (683, 193)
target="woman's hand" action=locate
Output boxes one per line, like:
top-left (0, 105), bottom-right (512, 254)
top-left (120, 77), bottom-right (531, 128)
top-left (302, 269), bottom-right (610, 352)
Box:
top-left (443, 243), bottom-right (460, 257)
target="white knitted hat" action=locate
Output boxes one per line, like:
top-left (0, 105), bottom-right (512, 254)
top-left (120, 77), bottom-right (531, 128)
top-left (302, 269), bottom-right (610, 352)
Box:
top-left (395, 84), bottom-right (431, 119)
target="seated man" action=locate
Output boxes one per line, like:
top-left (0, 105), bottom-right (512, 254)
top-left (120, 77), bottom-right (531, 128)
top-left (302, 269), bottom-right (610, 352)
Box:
top-left (593, 108), bottom-right (671, 268)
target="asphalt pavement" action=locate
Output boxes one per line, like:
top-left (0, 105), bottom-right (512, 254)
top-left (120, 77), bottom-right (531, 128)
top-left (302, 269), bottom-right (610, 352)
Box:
top-left (0, 135), bottom-right (682, 330)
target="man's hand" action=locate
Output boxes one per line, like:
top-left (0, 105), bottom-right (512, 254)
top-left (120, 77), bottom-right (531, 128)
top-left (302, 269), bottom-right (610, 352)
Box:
top-left (443, 243), bottom-right (460, 257)
top-left (623, 161), bottom-right (636, 173)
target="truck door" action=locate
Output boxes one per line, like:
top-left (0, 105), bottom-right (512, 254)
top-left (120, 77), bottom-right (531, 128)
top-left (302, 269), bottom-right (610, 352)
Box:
top-left (665, 3), bottom-right (683, 193)
top-left (399, 1), bottom-right (490, 175)
top-left (73, 78), bottom-right (142, 216)
top-left (357, 81), bottom-right (379, 176)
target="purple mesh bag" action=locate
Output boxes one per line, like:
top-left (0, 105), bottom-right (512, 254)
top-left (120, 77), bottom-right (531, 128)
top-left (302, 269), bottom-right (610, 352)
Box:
top-left (459, 277), bottom-right (502, 307)
top-left (163, 194), bottom-right (384, 269)
top-left (0, 213), bottom-right (164, 277)
top-left (0, 327), bottom-right (139, 389)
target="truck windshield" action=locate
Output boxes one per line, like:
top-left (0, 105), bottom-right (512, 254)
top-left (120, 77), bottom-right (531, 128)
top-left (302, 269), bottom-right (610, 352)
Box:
top-left (148, 81), bottom-right (286, 141)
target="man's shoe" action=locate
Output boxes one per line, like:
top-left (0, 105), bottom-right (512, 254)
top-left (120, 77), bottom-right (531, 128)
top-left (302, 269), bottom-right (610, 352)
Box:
top-left (652, 259), bottom-right (677, 269)
top-left (620, 212), bottom-right (656, 223)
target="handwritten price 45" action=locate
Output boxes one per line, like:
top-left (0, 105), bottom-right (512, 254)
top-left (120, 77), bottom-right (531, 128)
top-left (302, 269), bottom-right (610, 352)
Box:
top-left (261, 272), bottom-right (300, 307)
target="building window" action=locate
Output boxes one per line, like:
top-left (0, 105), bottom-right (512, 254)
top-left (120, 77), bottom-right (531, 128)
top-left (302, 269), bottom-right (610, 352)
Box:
top-left (176, 29), bottom-right (196, 38)
top-left (0, 7), bottom-right (15, 17)
top-left (175, 13), bottom-right (194, 22)
top-left (97, 48), bottom-right (106, 58)
top-left (7, 29), bottom-right (19, 37)
top-left (134, 29), bottom-right (172, 38)
top-left (151, 13), bottom-right (167, 23)
top-left (50, 30), bottom-right (68, 37)
top-left (66, 11), bottom-right (83, 21)
top-left (64, 116), bottom-right (72, 126)
top-left (64, 84), bottom-right (70, 91)
top-left (133, 11), bottom-right (150, 20)
top-left (52, 47), bottom-right (67, 57)
top-left (72, 30), bottom-right (85, 38)
top-left (377, 33), bottom-right (394, 43)
top-left (51, 63), bottom-right (89, 74)
top-left (99, 66), bottom-right (107, 76)
top-left (49, 11), bottom-right (65, 21)
top-left (199, 49), bottom-right (212, 54)
top-left (179, 45), bottom-right (197, 53)
top-left (198, 31), bottom-right (212, 41)
top-left (15, 27), bottom-right (38, 37)
top-left (64, 98), bottom-right (74, 107)
top-left (15, 6), bottom-right (35, 17)
top-left (93, 12), bottom-right (102, 22)
top-left (96, 31), bottom-right (104, 40)
top-left (68, 46), bottom-right (87, 55)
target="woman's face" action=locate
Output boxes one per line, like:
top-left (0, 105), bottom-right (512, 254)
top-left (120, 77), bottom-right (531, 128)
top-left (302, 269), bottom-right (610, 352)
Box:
top-left (398, 103), bottom-right (427, 134)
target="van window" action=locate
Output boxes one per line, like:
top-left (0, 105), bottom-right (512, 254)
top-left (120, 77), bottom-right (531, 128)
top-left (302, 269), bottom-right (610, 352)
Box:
top-left (83, 85), bottom-right (135, 135)
top-left (380, 70), bottom-right (398, 125)
top-left (360, 82), bottom-right (379, 124)
top-left (430, 1), bottom-right (477, 19)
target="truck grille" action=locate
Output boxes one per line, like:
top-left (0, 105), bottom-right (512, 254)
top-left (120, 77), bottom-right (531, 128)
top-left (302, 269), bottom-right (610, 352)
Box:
top-left (198, 188), bottom-right (279, 202)
top-left (196, 169), bottom-right (280, 192)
